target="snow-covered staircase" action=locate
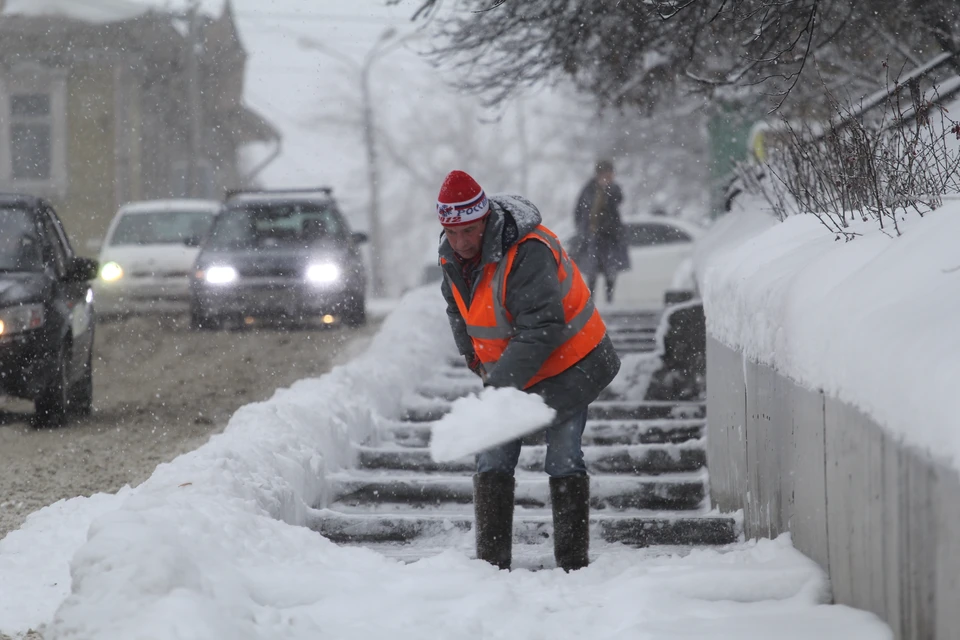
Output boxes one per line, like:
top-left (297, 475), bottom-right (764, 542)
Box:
top-left (311, 310), bottom-right (739, 563)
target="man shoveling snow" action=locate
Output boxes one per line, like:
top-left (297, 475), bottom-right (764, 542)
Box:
top-left (435, 170), bottom-right (621, 572)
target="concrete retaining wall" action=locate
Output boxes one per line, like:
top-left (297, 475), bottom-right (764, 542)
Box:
top-left (707, 336), bottom-right (960, 639)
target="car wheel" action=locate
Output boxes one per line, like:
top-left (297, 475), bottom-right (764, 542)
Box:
top-left (35, 345), bottom-right (69, 428)
top-left (69, 351), bottom-right (94, 417)
top-left (343, 295), bottom-right (367, 328)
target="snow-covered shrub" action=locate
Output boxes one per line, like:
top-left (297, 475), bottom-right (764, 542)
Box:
top-left (740, 68), bottom-right (960, 239)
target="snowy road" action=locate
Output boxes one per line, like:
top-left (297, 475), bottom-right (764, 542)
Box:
top-left (0, 315), bottom-right (379, 539)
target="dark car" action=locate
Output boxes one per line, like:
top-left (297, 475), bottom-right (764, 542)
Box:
top-left (189, 188), bottom-right (368, 329)
top-left (0, 194), bottom-right (98, 426)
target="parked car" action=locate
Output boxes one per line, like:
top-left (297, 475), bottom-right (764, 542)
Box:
top-left (190, 188), bottom-right (368, 329)
top-left (568, 215), bottom-right (703, 309)
top-left (0, 194), bottom-right (98, 426)
top-left (92, 199), bottom-right (221, 318)
top-left (614, 216), bottom-right (703, 308)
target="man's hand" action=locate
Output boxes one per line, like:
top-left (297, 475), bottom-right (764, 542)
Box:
top-left (466, 354), bottom-right (487, 382)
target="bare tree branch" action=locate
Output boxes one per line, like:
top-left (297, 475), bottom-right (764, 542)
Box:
top-left (404, 0), bottom-right (959, 115)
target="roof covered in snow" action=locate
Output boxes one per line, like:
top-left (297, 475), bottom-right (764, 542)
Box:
top-left (3, 0), bottom-right (149, 23)
top-left (118, 199), bottom-right (223, 214)
top-left (1, 0), bottom-right (227, 24)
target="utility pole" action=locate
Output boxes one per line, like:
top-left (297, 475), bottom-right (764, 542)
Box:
top-left (516, 98), bottom-right (529, 195)
top-left (359, 62), bottom-right (385, 296)
top-left (185, 2), bottom-right (203, 198)
top-left (299, 28), bottom-right (406, 297)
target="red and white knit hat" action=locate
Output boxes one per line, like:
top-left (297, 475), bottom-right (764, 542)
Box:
top-left (436, 170), bottom-right (490, 227)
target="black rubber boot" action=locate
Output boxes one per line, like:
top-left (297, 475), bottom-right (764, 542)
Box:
top-left (473, 472), bottom-right (515, 570)
top-left (550, 474), bottom-right (590, 571)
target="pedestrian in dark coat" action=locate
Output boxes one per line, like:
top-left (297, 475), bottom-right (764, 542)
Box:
top-left (573, 159), bottom-right (630, 303)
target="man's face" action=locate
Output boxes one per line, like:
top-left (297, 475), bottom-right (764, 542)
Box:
top-left (597, 170), bottom-right (614, 186)
top-left (444, 218), bottom-right (487, 260)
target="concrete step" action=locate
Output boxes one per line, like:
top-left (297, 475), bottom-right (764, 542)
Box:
top-left (427, 366), bottom-right (478, 381)
top-left (310, 508), bottom-right (737, 547)
top-left (607, 325), bottom-right (657, 339)
top-left (445, 357), bottom-right (470, 369)
top-left (611, 342), bottom-right (657, 354)
top-left (329, 471), bottom-right (707, 511)
top-left (400, 400), bottom-right (705, 423)
top-left (378, 418), bottom-right (706, 448)
top-left (583, 419), bottom-right (705, 445)
top-left (603, 310), bottom-right (660, 323)
top-left (356, 441), bottom-right (706, 475)
top-left (611, 336), bottom-right (657, 347)
top-left (415, 383), bottom-right (482, 402)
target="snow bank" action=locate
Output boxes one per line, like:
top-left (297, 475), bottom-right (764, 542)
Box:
top-left (0, 489), bottom-right (134, 635)
top-left (0, 286), bottom-right (452, 638)
top-left (430, 387), bottom-right (555, 462)
top-left (696, 204), bottom-right (960, 472)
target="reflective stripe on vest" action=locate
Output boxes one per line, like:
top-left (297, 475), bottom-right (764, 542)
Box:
top-left (442, 224), bottom-right (606, 389)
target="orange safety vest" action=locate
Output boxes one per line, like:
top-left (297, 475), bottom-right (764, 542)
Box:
top-left (442, 225), bottom-right (606, 389)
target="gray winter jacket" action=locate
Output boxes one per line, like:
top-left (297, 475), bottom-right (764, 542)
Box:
top-left (439, 195), bottom-right (621, 422)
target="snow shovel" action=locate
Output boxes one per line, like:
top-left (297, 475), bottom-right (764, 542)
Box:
top-left (429, 387), bottom-right (556, 463)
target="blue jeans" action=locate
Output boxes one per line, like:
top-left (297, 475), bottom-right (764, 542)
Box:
top-left (476, 407), bottom-right (588, 477)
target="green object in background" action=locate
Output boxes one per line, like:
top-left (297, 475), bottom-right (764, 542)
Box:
top-left (706, 102), bottom-right (761, 219)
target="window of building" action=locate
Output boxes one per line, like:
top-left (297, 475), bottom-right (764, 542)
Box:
top-left (0, 65), bottom-right (67, 194)
top-left (10, 94), bottom-right (53, 180)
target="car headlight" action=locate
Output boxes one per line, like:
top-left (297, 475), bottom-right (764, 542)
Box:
top-left (306, 263), bottom-right (341, 284)
top-left (100, 261), bottom-right (123, 282)
top-left (0, 304), bottom-right (45, 336)
top-left (204, 266), bottom-right (238, 285)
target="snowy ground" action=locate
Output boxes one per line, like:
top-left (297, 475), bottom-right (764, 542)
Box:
top-left (0, 288), bottom-right (893, 639)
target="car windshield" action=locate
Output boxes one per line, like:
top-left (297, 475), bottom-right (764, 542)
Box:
top-left (110, 210), bottom-right (217, 246)
top-left (207, 202), bottom-right (346, 249)
top-left (0, 207), bottom-right (44, 272)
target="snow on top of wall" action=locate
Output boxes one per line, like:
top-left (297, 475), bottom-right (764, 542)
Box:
top-left (2, 0), bottom-right (226, 23)
top-left (695, 203), bottom-right (960, 473)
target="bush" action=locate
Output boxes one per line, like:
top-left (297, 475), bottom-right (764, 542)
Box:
top-left (739, 65), bottom-right (960, 239)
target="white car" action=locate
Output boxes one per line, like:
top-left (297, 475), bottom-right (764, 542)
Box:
top-left (605, 216), bottom-right (704, 310)
top-left (93, 199), bottom-right (221, 318)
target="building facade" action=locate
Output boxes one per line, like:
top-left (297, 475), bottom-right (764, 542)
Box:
top-left (0, 0), bottom-right (278, 253)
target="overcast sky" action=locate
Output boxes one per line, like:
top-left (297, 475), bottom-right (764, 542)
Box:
top-left (231, 1), bottom-right (432, 188)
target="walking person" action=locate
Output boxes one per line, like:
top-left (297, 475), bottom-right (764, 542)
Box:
top-left (573, 159), bottom-right (630, 303)
top-left (436, 170), bottom-right (621, 571)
